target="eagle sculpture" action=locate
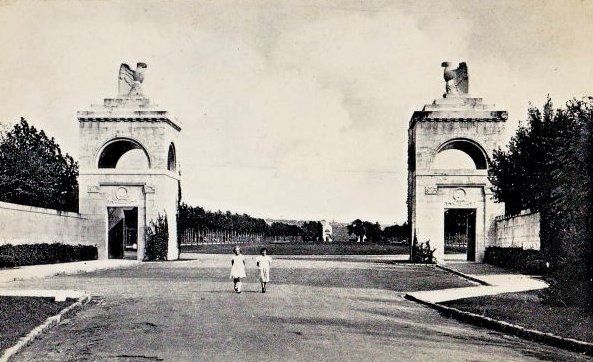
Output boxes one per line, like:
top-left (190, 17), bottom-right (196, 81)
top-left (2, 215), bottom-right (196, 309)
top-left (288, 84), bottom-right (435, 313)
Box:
top-left (441, 62), bottom-right (468, 96)
top-left (118, 62), bottom-right (147, 97)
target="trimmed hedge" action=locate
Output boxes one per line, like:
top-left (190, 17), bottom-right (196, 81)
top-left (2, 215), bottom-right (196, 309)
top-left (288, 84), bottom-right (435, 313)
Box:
top-left (484, 247), bottom-right (549, 275)
top-left (0, 243), bottom-right (98, 268)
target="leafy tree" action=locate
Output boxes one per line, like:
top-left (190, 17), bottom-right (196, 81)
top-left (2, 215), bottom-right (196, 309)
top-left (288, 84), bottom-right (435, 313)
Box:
top-left (489, 98), bottom-right (593, 308)
top-left (488, 98), bottom-right (560, 215)
top-left (268, 222), bottom-right (302, 238)
top-left (346, 219), bottom-right (383, 242)
top-left (383, 222), bottom-right (410, 242)
top-left (347, 219), bottom-right (365, 242)
top-left (362, 221), bottom-right (382, 242)
top-left (301, 221), bottom-right (322, 241)
top-left (0, 118), bottom-right (78, 212)
top-left (543, 98), bottom-right (592, 308)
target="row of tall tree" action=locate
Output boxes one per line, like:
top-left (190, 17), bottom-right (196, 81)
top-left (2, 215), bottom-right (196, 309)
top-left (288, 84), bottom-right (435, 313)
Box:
top-left (179, 203), bottom-right (412, 243)
top-left (488, 97), bottom-right (592, 309)
top-left (177, 203), bottom-right (269, 235)
top-left (178, 202), bottom-right (324, 240)
top-left (268, 221), bottom-right (324, 240)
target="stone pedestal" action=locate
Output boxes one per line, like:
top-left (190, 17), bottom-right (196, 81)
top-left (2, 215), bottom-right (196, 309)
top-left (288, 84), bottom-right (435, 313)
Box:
top-left (407, 95), bottom-right (506, 262)
top-left (77, 97), bottom-right (181, 261)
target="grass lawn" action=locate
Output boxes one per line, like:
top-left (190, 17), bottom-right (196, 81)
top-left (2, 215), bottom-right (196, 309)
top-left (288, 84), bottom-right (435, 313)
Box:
top-left (0, 296), bottom-right (73, 351)
top-left (441, 291), bottom-right (593, 343)
top-left (181, 242), bottom-right (409, 255)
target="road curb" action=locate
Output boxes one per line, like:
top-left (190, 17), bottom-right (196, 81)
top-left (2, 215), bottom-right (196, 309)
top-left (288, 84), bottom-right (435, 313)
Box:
top-left (435, 264), bottom-right (490, 286)
top-left (1, 261), bottom-right (141, 284)
top-left (0, 293), bottom-right (92, 362)
top-left (404, 293), bottom-right (593, 356)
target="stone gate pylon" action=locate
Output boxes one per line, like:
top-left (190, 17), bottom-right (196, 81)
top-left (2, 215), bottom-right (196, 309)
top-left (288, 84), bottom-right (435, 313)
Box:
top-left (407, 62), bottom-right (506, 263)
top-left (77, 63), bottom-right (181, 261)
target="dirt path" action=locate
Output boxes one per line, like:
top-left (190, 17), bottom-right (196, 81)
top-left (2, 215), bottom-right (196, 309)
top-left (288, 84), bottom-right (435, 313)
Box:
top-left (7, 255), bottom-right (589, 361)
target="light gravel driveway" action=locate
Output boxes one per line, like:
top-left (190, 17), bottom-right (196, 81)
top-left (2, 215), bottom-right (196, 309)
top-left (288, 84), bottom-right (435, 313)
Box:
top-left (7, 255), bottom-right (589, 361)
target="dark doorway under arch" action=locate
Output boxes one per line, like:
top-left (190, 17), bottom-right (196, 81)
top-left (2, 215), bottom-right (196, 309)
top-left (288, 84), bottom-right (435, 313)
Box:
top-left (107, 206), bottom-right (138, 259)
top-left (444, 208), bottom-right (476, 261)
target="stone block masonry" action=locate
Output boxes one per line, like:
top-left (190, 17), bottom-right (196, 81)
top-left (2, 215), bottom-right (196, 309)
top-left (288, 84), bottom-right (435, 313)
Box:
top-left (77, 63), bottom-right (181, 261)
top-left (494, 211), bottom-right (540, 250)
top-left (0, 201), bottom-right (86, 245)
top-left (407, 62), bottom-right (507, 263)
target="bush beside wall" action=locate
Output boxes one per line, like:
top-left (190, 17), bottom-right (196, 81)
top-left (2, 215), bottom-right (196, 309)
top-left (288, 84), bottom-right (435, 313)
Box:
top-left (410, 236), bottom-right (436, 264)
top-left (0, 243), bottom-right (97, 268)
top-left (484, 246), bottom-right (549, 275)
top-left (145, 214), bottom-right (169, 261)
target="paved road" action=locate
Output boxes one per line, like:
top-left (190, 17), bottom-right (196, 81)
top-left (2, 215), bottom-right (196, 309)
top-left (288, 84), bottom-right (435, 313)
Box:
top-left (8, 255), bottom-right (590, 361)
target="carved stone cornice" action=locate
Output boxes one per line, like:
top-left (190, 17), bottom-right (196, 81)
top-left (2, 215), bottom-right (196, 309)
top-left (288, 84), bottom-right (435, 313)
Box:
top-left (410, 110), bottom-right (507, 127)
top-left (77, 113), bottom-right (181, 131)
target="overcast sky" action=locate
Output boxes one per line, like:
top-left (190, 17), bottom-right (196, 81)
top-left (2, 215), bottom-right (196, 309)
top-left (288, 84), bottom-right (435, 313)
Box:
top-left (0, 0), bottom-right (592, 224)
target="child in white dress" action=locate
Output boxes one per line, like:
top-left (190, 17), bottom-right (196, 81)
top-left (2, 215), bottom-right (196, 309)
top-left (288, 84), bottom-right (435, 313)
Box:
top-left (230, 246), bottom-right (246, 293)
top-left (255, 247), bottom-right (272, 293)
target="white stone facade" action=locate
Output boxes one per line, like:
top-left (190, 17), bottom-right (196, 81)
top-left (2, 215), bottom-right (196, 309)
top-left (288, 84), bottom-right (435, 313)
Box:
top-left (321, 220), bottom-right (333, 242)
top-left (77, 96), bottom-right (181, 260)
top-left (407, 94), bottom-right (507, 262)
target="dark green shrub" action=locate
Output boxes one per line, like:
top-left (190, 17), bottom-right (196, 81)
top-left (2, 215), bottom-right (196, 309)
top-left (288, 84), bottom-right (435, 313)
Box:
top-left (411, 236), bottom-right (435, 264)
top-left (145, 214), bottom-right (169, 261)
top-left (484, 247), bottom-right (549, 275)
top-left (0, 243), bottom-right (97, 268)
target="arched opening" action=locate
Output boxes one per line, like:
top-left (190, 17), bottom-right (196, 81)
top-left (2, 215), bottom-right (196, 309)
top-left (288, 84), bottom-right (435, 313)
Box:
top-left (98, 138), bottom-right (150, 169)
top-left (432, 139), bottom-right (488, 170)
top-left (167, 143), bottom-right (176, 171)
top-left (433, 149), bottom-right (477, 169)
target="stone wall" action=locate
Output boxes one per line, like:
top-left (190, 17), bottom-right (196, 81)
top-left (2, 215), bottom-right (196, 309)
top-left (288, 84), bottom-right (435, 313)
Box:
top-left (494, 210), bottom-right (540, 250)
top-left (0, 201), bottom-right (86, 245)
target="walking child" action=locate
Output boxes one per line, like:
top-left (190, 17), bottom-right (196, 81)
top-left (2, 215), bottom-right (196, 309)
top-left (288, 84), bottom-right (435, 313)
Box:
top-left (255, 247), bottom-right (272, 293)
top-left (230, 246), bottom-right (246, 293)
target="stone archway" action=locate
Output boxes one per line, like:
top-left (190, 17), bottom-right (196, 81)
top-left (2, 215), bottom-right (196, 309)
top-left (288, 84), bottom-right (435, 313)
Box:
top-left (407, 62), bottom-right (507, 263)
top-left (98, 138), bottom-right (151, 169)
top-left (432, 138), bottom-right (489, 170)
top-left (167, 143), bottom-right (176, 172)
top-left (77, 63), bottom-right (182, 261)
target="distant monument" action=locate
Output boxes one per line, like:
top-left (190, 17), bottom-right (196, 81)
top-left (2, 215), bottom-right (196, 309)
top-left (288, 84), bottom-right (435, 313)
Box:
top-left (321, 220), bottom-right (333, 242)
top-left (77, 63), bottom-right (181, 261)
top-left (407, 62), bottom-right (506, 263)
